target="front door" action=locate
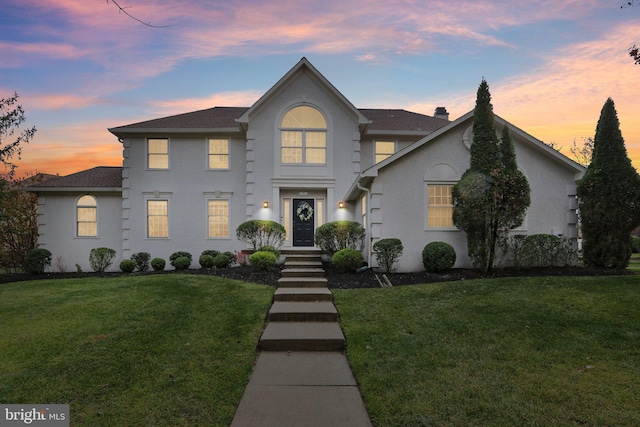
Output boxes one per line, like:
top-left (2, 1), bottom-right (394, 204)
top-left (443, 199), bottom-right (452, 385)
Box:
top-left (293, 199), bottom-right (315, 247)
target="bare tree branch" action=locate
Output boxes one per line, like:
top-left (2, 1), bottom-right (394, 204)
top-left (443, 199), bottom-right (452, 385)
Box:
top-left (106, 0), bottom-right (169, 28)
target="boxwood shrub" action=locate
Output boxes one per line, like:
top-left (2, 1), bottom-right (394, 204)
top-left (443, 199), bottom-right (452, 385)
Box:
top-left (119, 259), bottom-right (136, 273)
top-left (199, 254), bottom-right (215, 269)
top-left (25, 248), bottom-right (52, 275)
top-left (151, 257), bottom-right (166, 271)
top-left (422, 242), bottom-right (456, 273)
top-left (249, 251), bottom-right (277, 271)
top-left (331, 248), bottom-right (364, 273)
top-left (170, 251), bottom-right (192, 268)
top-left (213, 253), bottom-right (231, 269)
top-left (172, 256), bottom-right (191, 270)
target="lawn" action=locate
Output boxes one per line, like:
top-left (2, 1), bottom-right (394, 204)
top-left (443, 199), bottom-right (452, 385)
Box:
top-left (0, 275), bottom-right (273, 426)
top-left (334, 275), bottom-right (640, 426)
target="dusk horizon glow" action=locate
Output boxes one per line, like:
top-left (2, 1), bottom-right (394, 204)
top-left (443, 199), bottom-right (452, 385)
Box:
top-left (2, 0), bottom-right (639, 177)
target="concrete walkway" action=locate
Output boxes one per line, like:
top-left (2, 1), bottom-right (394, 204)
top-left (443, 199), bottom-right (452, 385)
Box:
top-left (231, 250), bottom-right (372, 427)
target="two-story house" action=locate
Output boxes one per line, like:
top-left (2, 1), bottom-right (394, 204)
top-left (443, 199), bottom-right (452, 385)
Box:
top-left (28, 57), bottom-right (584, 272)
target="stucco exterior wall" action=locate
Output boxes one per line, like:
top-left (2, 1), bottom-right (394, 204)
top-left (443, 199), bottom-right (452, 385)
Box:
top-left (368, 118), bottom-right (580, 272)
top-left (36, 192), bottom-right (122, 272)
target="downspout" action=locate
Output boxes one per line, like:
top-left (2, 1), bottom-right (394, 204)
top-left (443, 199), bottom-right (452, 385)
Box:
top-left (357, 176), bottom-right (373, 268)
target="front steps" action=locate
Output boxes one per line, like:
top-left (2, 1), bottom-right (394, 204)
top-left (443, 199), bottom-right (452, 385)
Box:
top-left (259, 250), bottom-right (345, 351)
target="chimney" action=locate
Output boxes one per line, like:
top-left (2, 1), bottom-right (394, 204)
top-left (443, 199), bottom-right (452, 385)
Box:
top-left (434, 106), bottom-right (449, 121)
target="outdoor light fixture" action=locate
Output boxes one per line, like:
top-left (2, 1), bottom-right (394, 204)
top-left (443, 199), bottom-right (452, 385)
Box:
top-left (338, 201), bottom-right (345, 209)
top-left (263, 201), bottom-right (269, 208)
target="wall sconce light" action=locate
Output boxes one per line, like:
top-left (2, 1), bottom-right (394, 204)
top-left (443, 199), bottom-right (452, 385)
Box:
top-left (263, 201), bottom-right (269, 208)
top-left (338, 201), bottom-right (345, 209)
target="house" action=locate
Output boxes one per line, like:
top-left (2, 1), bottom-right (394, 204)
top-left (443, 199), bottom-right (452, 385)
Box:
top-left (28, 57), bottom-right (584, 272)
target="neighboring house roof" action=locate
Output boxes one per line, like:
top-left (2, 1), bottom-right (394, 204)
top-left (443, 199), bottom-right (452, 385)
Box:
top-left (27, 166), bottom-right (122, 192)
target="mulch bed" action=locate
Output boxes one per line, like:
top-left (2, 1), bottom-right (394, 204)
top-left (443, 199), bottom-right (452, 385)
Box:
top-left (1, 263), bottom-right (635, 289)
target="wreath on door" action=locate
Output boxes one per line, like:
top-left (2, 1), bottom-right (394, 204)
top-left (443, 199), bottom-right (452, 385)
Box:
top-left (296, 201), bottom-right (314, 222)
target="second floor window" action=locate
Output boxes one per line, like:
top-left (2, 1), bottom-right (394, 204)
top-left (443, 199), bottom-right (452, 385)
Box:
top-left (281, 106), bottom-right (326, 165)
top-left (208, 139), bottom-right (229, 169)
top-left (148, 138), bottom-right (169, 169)
top-left (375, 141), bottom-right (395, 163)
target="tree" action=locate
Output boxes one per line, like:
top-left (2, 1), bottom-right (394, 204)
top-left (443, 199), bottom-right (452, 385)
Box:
top-left (0, 175), bottom-right (44, 271)
top-left (569, 136), bottom-right (594, 167)
top-left (106, 0), bottom-right (169, 28)
top-left (1, 93), bottom-right (36, 179)
top-left (577, 98), bottom-right (640, 269)
top-left (452, 80), bottom-right (530, 272)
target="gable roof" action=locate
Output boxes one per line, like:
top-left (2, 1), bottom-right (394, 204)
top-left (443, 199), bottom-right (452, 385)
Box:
top-left (236, 57), bottom-right (370, 130)
top-left (345, 110), bottom-right (585, 200)
top-left (27, 166), bottom-right (122, 192)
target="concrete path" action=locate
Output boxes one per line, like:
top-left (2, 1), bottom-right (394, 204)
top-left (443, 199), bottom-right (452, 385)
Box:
top-left (231, 250), bottom-right (372, 427)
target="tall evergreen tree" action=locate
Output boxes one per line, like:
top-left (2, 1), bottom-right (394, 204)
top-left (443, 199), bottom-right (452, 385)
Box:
top-left (577, 98), bottom-right (640, 269)
top-left (452, 80), bottom-right (530, 272)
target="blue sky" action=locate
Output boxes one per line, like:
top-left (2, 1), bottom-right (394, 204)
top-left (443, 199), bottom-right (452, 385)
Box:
top-left (1, 0), bottom-right (639, 175)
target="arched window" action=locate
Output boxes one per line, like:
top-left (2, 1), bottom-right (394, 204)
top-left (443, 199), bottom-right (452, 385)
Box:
top-left (77, 195), bottom-right (97, 237)
top-left (281, 106), bottom-right (327, 164)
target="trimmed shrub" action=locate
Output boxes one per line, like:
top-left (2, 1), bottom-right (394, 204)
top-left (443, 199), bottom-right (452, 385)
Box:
top-left (373, 238), bottom-right (404, 273)
top-left (236, 220), bottom-right (286, 250)
top-left (151, 257), bottom-right (166, 271)
top-left (314, 221), bottom-right (365, 255)
top-left (199, 254), bottom-right (215, 269)
top-left (249, 251), bottom-right (277, 271)
top-left (89, 247), bottom-right (116, 273)
top-left (119, 259), bottom-right (136, 273)
top-left (223, 251), bottom-right (236, 263)
top-left (331, 248), bottom-right (364, 273)
top-left (213, 253), bottom-right (231, 269)
top-left (173, 256), bottom-right (191, 270)
top-left (422, 242), bottom-right (456, 273)
top-left (170, 251), bottom-right (192, 268)
top-left (25, 248), bottom-right (52, 275)
top-left (258, 245), bottom-right (281, 259)
top-left (131, 252), bottom-right (150, 272)
top-left (201, 249), bottom-right (220, 259)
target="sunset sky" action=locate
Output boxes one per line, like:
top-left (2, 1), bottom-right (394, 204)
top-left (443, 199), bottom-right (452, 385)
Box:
top-left (2, 0), bottom-right (639, 177)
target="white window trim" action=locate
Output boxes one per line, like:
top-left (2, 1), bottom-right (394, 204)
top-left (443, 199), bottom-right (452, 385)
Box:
top-left (425, 182), bottom-right (458, 231)
top-left (204, 192), bottom-right (233, 240)
top-left (207, 138), bottom-right (230, 170)
top-left (280, 105), bottom-right (328, 166)
top-left (147, 138), bottom-right (170, 170)
top-left (375, 140), bottom-right (396, 164)
top-left (75, 194), bottom-right (98, 238)
top-left (145, 197), bottom-right (170, 239)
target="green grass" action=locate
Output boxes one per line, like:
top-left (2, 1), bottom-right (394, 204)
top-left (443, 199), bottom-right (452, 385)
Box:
top-left (0, 275), bottom-right (273, 426)
top-left (628, 253), bottom-right (640, 270)
top-left (334, 276), bottom-right (640, 426)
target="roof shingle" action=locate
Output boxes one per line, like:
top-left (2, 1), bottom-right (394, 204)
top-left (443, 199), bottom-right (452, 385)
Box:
top-left (30, 166), bottom-right (122, 188)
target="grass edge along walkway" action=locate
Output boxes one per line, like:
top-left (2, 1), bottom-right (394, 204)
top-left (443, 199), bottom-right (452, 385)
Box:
top-left (0, 275), bottom-right (273, 427)
top-left (334, 275), bottom-right (640, 427)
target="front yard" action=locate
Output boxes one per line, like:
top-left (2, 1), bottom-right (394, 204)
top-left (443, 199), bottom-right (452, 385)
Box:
top-left (2, 273), bottom-right (639, 426)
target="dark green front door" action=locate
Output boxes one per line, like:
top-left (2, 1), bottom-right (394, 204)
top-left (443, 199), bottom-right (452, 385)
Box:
top-left (293, 199), bottom-right (314, 247)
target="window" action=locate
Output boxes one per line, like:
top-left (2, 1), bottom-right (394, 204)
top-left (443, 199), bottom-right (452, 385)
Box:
top-left (208, 200), bottom-right (229, 238)
top-left (281, 106), bottom-right (326, 164)
top-left (427, 185), bottom-right (454, 227)
top-left (208, 139), bottom-right (229, 169)
top-left (375, 141), bottom-right (395, 163)
top-left (77, 195), bottom-right (97, 237)
top-left (147, 200), bottom-right (168, 238)
top-left (148, 138), bottom-right (169, 169)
